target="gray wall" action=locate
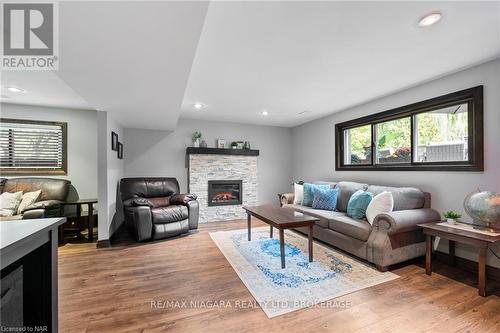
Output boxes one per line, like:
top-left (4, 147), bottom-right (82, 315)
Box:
top-left (0, 103), bottom-right (98, 199)
top-left (291, 58), bottom-right (500, 266)
top-left (97, 111), bottom-right (124, 241)
top-left (123, 118), bottom-right (293, 205)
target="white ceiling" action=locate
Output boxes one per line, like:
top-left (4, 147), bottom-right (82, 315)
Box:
top-left (1, 71), bottom-right (90, 110)
top-left (1, 1), bottom-right (499, 129)
top-left (182, 1), bottom-right (500, 127)
top-left (55, 1), bottom-right (209, 130)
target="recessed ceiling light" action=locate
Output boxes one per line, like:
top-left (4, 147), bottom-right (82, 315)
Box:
top-left (193, 103), bottom-right (205, 110)
top-left (298, 110), bottom-right (312, 115)
top-left (418, 12), bottom-right (442, 27)
top-left (261, 111), bottom-right (269, 116)
top-left (5, 86), bottom-right (26, 93)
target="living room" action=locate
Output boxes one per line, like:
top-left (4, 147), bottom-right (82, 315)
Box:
top-left (0, 1), bottom-right (499, 332)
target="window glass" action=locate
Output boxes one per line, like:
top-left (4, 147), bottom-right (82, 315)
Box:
top-left (343, 125), bottom-right (371, 165)
top-left (0, 119), bottom-right (66, 174)
top-left (375, 117), bottom-right (411, 164)
top-left (414, 103), bottom-right (468, 162)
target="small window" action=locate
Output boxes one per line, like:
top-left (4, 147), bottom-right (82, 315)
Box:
top-left (0, 118), bottom-right (67, 175)
top-left (343, 125), bottom-right (371, 165)
top-left (335, 86), bottom-right (483, 171)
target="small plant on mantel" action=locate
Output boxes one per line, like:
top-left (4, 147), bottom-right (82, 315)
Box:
top-left (192, 131), bottom-right (202, 147)
top-left (230, 141), bottom-right (239, 149)
top-left (443, 211), bottom-right (462, 224)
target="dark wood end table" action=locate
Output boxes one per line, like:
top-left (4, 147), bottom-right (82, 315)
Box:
top-left (61, 199), bottom-right (98, 242)
top-left (243, 205), bottom-right (319, 269)
top-left (418, 221), bottom-right (500, 296)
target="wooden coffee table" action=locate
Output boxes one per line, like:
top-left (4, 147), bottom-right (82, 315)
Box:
top-left (243, 205), bottom-right (319, 269)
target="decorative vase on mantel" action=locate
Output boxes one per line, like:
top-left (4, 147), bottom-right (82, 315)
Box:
top-left (193, 138), bottom-right (200, 148)
top-left (200, 140), bottom-right (207, 148)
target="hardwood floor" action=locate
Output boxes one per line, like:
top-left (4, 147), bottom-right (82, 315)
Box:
top-left (58, 220), bottom-right (500, 333)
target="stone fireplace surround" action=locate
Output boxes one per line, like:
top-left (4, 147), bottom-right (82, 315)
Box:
top-left (187, 148), bottom-right (259, 223)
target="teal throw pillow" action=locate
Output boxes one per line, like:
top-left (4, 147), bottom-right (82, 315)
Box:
top-left (312, 187), bottom-right (338, 211)
top-left (303, 183), bottom-right (331, 207)
top-left (346, 190), bottom-right (373, 219)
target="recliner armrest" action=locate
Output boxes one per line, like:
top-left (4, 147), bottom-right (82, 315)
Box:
top-left (21, 200), bottom-right (61, 213)
top-left (373, 208), bottom-right (441, 235)
top-left (123, 197), bottom-right (154, 207)
top-left (170, 193), bottom-right (197, 205)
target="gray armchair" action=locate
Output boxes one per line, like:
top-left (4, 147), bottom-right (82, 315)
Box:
top-left (120, 177), bottom-right (199, 242)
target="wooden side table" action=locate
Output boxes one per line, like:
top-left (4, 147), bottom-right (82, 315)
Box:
top-left (418, 221), bottom-right (500, 296)
top-left (61, 199), bottom-right (98, 242)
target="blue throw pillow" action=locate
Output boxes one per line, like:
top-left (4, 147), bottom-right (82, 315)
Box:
top-left (347, 190), bottom-right (373, 219)
top-left (303, 183), bottom-right (331, 207)
top-left (312, 187), bottom-right (338, 211)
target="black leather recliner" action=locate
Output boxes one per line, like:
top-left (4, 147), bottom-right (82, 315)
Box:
top-left (120, 177), bottom-right (199, 241)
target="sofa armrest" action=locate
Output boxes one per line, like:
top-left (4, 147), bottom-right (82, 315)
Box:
top-left (21, 200), bottom-right (61, 213)
top-left (170, 193), bottom-right (197, 205)
top-left (279, 193), bottom-right (295, 206)
top-left (22, 209), bottom-right (46, 219)
top-left (373, 208), bottom-right (441, 235)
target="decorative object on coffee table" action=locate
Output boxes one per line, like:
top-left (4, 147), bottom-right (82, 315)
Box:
top-left (443, 210), bottom-right (462, 224)
top-left (243, 205), bottom-right (318, 268)
top-left (464, 190), bottom-right (500, 231)
top-left (111, 131), bottom-right (119, 151)
top-left (418, 221), bottom-right (500, 296)
top-left (117, 142), bottom-right (123, 159)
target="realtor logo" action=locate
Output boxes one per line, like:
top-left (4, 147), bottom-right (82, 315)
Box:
top-left (1, 1), bottom-right (59, 70)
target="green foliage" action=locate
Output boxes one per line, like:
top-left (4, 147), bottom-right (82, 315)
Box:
top-left (347, 109), bottom-right (468, 161)
top-left (443, 211), bottom-right (462, 219)
top-left (192, 131), bottom-right (202, 141)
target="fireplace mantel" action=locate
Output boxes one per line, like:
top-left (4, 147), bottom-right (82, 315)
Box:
top-left (186, 147), bottom-right (259, 156)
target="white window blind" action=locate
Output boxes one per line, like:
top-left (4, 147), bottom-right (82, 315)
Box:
top-left (0, 119), bottom-right (66, 173)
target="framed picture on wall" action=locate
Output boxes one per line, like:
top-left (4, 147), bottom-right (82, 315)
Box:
top-left (117, 142), bottom-right (123, 159)
top-left (111, 131), bottom-right (119, 151)
top-left (217, 139), bottom-right (226, 149)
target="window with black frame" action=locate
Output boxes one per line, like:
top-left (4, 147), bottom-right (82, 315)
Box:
top-left (0, 118), bottom-right (67, 175)
top-left (335, 86), bottom-right (483, 171)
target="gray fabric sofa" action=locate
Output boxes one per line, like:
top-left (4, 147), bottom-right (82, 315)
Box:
top-left (280, 181), bottom-right (440, 271)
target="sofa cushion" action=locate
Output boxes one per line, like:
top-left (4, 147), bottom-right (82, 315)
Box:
top-left (0, 214), bottom-right (23, 221)
top-left (17, 190), bottom-right (41, 215)
top-left (282, 204), bottom-right (345, 228)
top-left (303, 183), bottom-right (330, 207)
top-left (328, 215), bottom-right (372, 242)
top-left (293, 183), bottom-right (303, 205)
top-left (347, 190), bottom-right (373, 219)
top-left (0, 191), bottom-right (23, 216)
top-left (337, 181), bottom-right (368, 212)
top-left (151, 205), bottom-right (188, 224)
top-left (312, 187), bottom-right (338, 211)
top-left (367, 185), bottom-right (425, 210)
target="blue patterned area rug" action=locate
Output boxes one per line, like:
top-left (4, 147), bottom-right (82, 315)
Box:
top-left (210, 227), bottom-right (398, 318)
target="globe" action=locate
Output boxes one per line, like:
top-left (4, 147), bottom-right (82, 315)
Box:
top-left (463, 190), bottom-right (500, 229)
